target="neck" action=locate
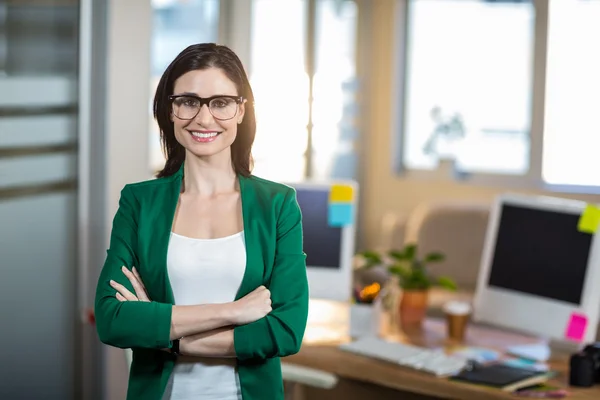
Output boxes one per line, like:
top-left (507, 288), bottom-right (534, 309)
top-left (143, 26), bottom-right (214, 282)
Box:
top-left (182, 150), bottom-right (237, 195)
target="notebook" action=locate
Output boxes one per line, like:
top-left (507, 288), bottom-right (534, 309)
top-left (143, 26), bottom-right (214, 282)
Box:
top-left (450, 363), bottom-right (549, 392)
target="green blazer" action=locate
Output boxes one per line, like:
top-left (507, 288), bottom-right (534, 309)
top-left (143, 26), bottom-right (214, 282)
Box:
top-left (94, 164), bottom-right (309, 400)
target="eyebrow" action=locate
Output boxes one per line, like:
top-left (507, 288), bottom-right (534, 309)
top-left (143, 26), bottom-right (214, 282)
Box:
top-left (173, 92), bottom-right (238, 98)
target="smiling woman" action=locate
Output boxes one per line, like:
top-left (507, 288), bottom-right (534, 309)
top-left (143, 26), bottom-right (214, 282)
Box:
top-left (94, 43), bottom-right (309, 400)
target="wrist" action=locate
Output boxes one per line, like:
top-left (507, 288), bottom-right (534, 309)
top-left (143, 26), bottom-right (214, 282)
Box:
top-left (171, 338), bottom-right (182, 356)
top-left (222, 301), bottom-right (240, 325)
top-left (177, 337), bottom-right (186, 355)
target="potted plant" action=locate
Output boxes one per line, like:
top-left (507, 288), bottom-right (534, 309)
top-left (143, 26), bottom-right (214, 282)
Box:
top-left (357, 243), bottom-right (457, 328)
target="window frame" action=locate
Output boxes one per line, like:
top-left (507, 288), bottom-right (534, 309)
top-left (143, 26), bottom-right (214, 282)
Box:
top-left (392, 0), bottom-right (600, 194)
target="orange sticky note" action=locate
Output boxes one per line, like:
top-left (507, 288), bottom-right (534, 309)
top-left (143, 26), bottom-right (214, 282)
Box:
top-left (578, 204), bottom-right (600, 234)
top-left (329, 184), bottom-right (354, 203)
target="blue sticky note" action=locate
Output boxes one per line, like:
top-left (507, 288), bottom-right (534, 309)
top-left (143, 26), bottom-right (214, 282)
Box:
top-left (328, 203), bottom-right (353, 226)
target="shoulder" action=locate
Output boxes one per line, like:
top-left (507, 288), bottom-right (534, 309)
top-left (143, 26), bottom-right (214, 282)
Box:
top-left (242, 175), bottom-right (300, 218)
top-left (118, 174), bottom-right (179, 204)
top-left (242, 174), bottom-right (296, 201)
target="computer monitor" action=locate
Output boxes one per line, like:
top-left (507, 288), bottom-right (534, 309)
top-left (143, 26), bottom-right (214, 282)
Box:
top-left (474, 193), bottom-right (600, 346)
top-left (288, 181), bottom-right (358, 301)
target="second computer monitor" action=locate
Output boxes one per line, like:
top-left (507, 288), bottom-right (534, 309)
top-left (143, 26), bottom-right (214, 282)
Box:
top-left (290, 181), bottom-right (358, 301)
top-left (474, 194), bottom-right (600, 345)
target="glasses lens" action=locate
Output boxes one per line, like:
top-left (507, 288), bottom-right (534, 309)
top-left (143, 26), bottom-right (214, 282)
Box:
top-left (172, 96), bottom-right (200, 120)
top-left (209, 97), bottom-right (238, 120)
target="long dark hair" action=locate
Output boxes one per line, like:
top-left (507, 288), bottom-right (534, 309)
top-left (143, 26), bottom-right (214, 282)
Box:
top-left (153, 43), bottom-right (256, 178)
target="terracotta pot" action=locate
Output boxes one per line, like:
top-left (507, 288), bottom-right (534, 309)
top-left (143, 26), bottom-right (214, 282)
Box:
top-left (398, 289), bottom-right (429, 328)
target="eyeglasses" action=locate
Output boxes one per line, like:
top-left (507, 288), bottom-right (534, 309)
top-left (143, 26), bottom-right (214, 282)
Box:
top-left (169, 94), bottom-right (244, 121)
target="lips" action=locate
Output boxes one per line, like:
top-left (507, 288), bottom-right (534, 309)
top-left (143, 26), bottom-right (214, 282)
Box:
top-left (188, 130), bottom-right (221, 143)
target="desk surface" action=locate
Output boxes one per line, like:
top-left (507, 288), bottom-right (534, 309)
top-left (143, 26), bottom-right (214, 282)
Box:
top-left (285, 300), bottom-right (600, 400)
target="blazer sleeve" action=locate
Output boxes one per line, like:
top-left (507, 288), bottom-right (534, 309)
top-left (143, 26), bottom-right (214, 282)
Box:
top-left (233, 188), bottom-right (309, 361)
top-left (94, 185), bottom-right (172, 349)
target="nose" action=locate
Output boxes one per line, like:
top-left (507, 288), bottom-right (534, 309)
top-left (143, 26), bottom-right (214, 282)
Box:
top-left (195, 104), bottom-right (214, 125)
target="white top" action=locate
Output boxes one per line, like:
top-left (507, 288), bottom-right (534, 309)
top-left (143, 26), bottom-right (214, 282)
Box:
top-left (162, 231), bottom-right (246, 400)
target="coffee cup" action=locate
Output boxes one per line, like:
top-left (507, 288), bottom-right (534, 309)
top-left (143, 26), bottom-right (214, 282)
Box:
top-left (442, 300), bottom-right (472, 342)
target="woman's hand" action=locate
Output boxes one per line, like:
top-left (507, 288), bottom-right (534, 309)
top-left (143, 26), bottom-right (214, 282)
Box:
top-left (230, 285), bottom-right (272, 325)
top-left (110, 266), bottom-right (151, 302)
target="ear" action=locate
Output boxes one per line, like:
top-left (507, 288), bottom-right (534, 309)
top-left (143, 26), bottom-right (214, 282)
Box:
top-left (237, 99), bottom-right (247, 124)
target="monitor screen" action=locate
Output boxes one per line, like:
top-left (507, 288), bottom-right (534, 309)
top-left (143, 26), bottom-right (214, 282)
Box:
top-left (488, 204), bottom-right (593, 305)
top-left (295, 187), bottom-right (342, 269)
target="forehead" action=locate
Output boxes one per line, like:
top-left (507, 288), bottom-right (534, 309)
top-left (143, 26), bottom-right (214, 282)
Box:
top-left (173, 68), bottom-right (238, 96)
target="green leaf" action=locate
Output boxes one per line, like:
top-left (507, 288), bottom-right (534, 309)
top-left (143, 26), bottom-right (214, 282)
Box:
top-left (389, 264), bottom-right (411, 279)
top-left (424, 252), bottom-right (445, 263)
top-left (403, 244), bottom-right (417, 260)
top-left (388, 250), bottom-right (408, 261)
top-left (437, 276), bottom-right (457, 291)
top-left (358, 250), bottom-right (382, 268)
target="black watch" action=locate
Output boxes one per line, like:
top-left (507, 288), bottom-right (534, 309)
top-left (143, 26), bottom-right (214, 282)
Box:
top-left (171, 339), bottom-right (181, 356)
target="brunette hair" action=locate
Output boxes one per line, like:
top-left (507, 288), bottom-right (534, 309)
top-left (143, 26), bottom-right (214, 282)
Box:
top-left (153, 43), bottom-right (256, 178)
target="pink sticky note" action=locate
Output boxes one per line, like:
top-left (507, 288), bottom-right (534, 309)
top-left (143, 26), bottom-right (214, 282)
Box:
top-left (565, 312), bottom-right (588, 342)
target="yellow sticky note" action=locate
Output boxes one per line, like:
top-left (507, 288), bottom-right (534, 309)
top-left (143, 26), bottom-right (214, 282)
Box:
top-left (329, 184), bottom-right (354, 203)
top-left (578, 204), bottom-right (600, 234)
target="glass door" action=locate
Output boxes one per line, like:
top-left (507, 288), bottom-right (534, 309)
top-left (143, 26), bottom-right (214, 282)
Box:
top-left (0, 1), bottom-right (79, 399)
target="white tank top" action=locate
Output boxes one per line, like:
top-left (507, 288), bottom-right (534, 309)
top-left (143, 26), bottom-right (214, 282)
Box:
top-left (162, 231), bottom-right (246, 400)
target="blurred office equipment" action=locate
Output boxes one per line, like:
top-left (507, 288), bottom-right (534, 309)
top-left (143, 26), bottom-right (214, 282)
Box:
top-left (286, 300), bottom-right (600, 400)
top-left (0, 1), bottom-right (81, 399)
top-left (339, 336), bottom-right (467, 377)
top-left (289, 181), bottom-right (358, 301)
top-left (474, 194), bottom-right (600, 349)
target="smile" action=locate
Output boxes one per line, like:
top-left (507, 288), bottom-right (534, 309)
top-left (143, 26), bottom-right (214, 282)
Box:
top-left (189, 130), bottom-right (221, 143)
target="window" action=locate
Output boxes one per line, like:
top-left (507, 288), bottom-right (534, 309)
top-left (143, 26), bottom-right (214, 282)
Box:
top-left (149, 0), bottom-right (220, 172)
top-left (402, 0), bottom-right (534, 175)
top-left (312, 0), bottom-right (359, 181)
top-left (398, 0), bottom-right (600, 191)
top-left (542, 0), bottom-right (600, 187)
top-left (250, 0), bottom-right (359, 182)
top-left (249, 0), bottom-right (308, 182)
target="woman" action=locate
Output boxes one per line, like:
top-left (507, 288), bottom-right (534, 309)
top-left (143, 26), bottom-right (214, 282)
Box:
top-left (94, 43), bottom-right (309, 400)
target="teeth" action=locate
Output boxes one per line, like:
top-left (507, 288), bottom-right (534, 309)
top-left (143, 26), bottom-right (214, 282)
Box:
top-left (191, 131), bottom-right (219, 138)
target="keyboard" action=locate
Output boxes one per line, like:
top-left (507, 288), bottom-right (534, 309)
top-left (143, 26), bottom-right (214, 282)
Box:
top-left (339, 337), bottom-right (468, 377)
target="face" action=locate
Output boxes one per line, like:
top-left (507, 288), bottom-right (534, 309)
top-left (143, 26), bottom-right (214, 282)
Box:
top-left (171, 67), bottom-right (245, 161)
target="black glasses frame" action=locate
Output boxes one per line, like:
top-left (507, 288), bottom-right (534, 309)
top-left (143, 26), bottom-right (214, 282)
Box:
top-left (168, 94), bottom-right (245, 121)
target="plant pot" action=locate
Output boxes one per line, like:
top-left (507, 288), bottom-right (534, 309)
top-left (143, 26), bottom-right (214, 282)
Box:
top-left (398, 289), bottom-right (429, 329)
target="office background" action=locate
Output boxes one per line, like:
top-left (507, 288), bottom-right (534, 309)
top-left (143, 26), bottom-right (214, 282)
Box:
top-left (2, 0), bottom-right (600, 399)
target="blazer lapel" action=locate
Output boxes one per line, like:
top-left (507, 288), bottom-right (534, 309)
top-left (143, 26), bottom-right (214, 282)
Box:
top-left (236, 175), bottom-right (264, 299)
top-left (145, 164), bottom-right (183, 305)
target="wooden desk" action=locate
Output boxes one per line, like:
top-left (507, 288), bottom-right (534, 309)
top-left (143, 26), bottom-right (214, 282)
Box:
top-left (284, 300), bottom-right (600, 400)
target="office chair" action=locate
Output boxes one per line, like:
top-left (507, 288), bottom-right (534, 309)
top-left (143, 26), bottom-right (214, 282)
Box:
top-left (123, 349), bottom-right (338, 400)
top-left (404, 200), bottom-right (490, 291)
top-left (281, 361), bottom-right (338, 400)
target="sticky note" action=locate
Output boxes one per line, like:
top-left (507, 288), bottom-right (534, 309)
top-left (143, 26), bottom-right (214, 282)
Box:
top-left (328, 203), bottom-right (353, 226)
top-left (578, 204), bottom-right (600, 234)
top-left (329, 184), bottom-right (354, 203)
top-left (565, 312), bottom-right (588, 342)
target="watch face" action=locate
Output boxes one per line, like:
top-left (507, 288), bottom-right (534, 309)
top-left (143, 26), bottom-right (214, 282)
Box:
top-left (171, 339), bottom-right (180, 355)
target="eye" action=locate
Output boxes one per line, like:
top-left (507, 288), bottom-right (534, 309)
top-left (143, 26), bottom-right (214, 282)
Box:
top-left (211, 98), bottom-right (233, 108)
top-left (175, 96), bottom-right (199, 107)
top-left (183, 98), bottom-right (199, 107)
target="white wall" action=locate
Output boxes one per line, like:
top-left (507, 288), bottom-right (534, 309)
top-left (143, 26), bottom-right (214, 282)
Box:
top-left (102, 1), bottom-right (152, 399)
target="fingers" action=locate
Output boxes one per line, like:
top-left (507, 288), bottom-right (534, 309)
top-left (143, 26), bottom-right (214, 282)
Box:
top-left (121, 266), bottom-right (150, 302)
top-left (110, 280), bottom-right (138, 301)
top-left (116, 292), bottom-right (127, 302)
top-left (131, 267), bottom-right (146, 290)
top-left (131, 267), bottom-right (151, 301)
